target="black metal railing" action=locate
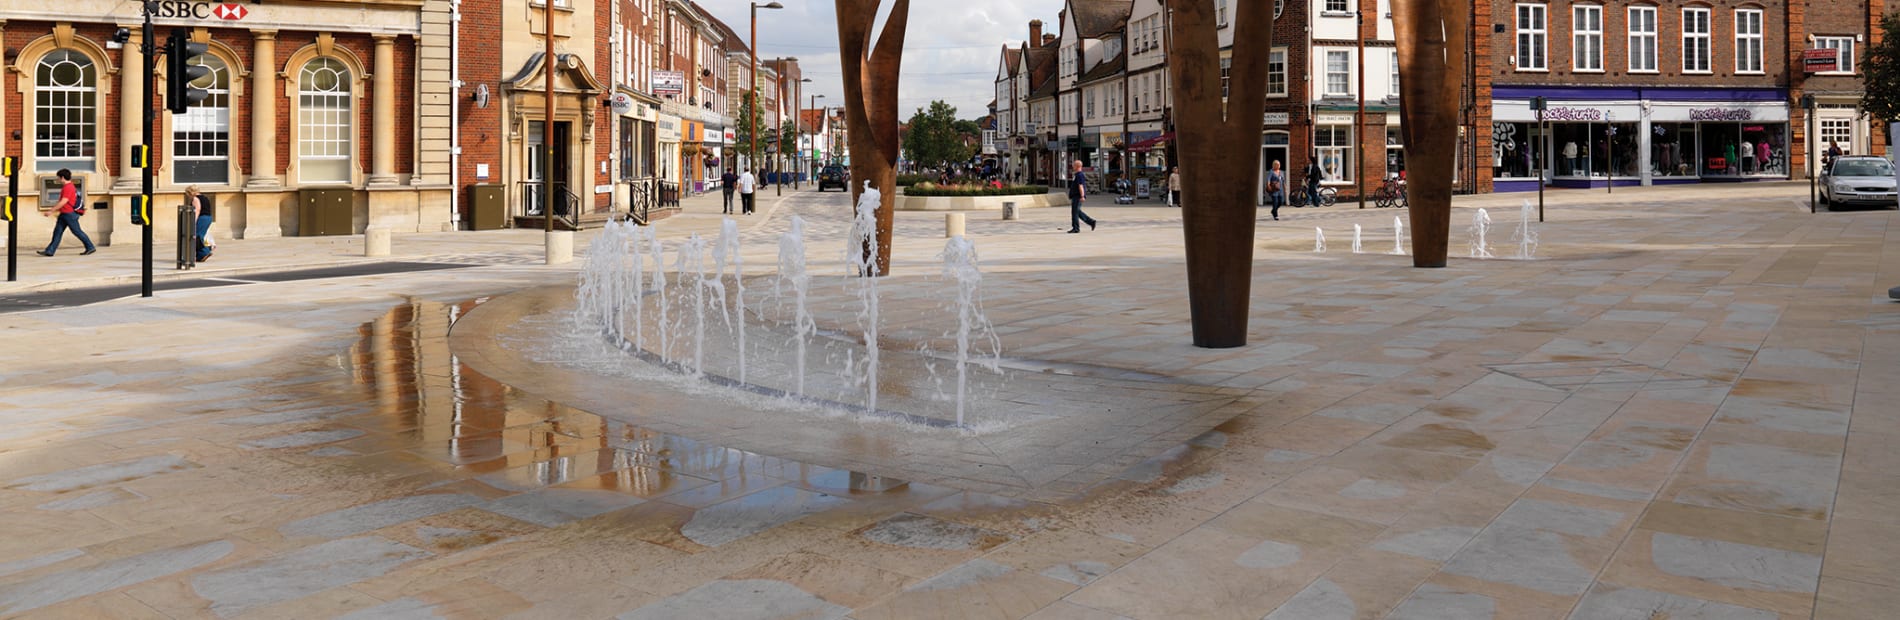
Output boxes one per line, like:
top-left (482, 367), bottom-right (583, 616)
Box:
top-left (659, 181), bottom-right (681, 208)
top-left (519, 182), bottom-right (580, 229)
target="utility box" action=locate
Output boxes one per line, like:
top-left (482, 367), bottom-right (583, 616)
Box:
top-left (298, 188), bottom-right (353, 236)
top-left (468, 184), bottom-right (505, 230)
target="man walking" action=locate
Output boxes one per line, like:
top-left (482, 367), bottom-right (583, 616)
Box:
top-left (1066, 160), bottom-right (1097, 234)
top-left (738, 167), bottom-right (758, 215)
top-left (1303, 157), bottom-right (1324, 208)
top-left (37, 168), bottom-right (95, 257)
top-left (720, 169), bottom-right (739, 214)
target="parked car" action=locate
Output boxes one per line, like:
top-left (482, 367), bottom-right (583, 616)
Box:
top-left (817, 165), bottom-right (848, 192)
top-left (1820, 156), bottom-right (1898, 209)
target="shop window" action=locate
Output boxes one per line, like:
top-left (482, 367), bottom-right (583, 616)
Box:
top-left (1736, 10), bottom-right (1763, 73)
top-left (1386, 126), bottom-right (1405, 178)
top-left (1325, 50), bottom-right (1351, 96)
top-left (1325, 0), bottom-right (1349, 13)
top-left (1268, 49), bottom-right (1287, 97)
top-left (1816, 37), bottom-right (1855, 74)
top-left (173, 54), bottom-right (231, 185)
top-left (1682, 8), bottom-right (1711, 73)
top-left (1554, 124), bottom-right (1590, 176)
top-left (297, 57), bottom-right (354, 185)
top-left (620, 118), bottom-right (636, 180)
top-left (1316, 124), bottom-right (1353, 183)
top-left (1651, 123), bottom-right (1698, 177)
top-left (1492, 121), bottom-right (1546, 179)
top-left (1628, 7), bottom-right (1657, 72)
top-left (1573, 5), bottom-right (1602, 72)
top-left (1515, 4), bottom-right (1548, 71)
top-left (34, 50), bottom-right (97, 172)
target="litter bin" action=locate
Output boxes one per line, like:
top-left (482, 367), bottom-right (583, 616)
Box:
top-left (175, 205), bottom-right (197, 270)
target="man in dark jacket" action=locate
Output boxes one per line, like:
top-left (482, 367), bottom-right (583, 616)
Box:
top-left (720, 170), bottom-right (739, 214)
top-left (1303, 157), bottom-right (1324, 208)
top-left (1066, 160), bottom-right (1098, 234)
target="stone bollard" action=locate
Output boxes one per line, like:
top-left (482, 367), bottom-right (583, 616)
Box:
top-left (364, 227), bottom-right (391, 257)
top-left (545, 230), bottom-right (574, 265)
top-left (1001, 201), bottom-right (1019, 220)
top-left (945, 212), bottom-right (966, 238)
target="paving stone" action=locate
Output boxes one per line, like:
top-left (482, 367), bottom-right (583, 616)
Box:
top-left (191, 537), bottom-right (427, 617)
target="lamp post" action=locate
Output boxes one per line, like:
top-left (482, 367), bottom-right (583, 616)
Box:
top-left (1803, 94), bottom-right (1817, 213)
top-left (1531, 96), bottom-right (1546, 222)
top-left (1356, 9), bottom-right (1366, 210)
top-left (811, 93), bottom-right (825, 179)
top-left (544, 0), bottom-right (556, 237)
top-left (751, 2), bottom-right (783, 181)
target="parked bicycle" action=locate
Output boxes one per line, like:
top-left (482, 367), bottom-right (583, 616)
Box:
top-left (1372, 174), bottom-right (1408, 209)
top-left (1288, 179), bottom-right (1338, 208)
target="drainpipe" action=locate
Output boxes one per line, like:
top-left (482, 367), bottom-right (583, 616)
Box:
top-left (450, 0), bottom-right (463, 229)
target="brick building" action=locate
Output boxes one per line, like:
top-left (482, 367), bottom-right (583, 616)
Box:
top-left (2, 1), bottom-right (450, 244)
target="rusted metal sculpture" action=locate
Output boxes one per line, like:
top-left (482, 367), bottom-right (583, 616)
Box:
top-left (1391, 0), bottom-right (1469, 267)
top-left (1169, 0), bottom-right (1272, 348)
top-left (835, 0), bottom-right (910, 276)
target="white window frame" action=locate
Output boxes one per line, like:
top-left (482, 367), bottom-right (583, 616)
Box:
top-left (1325, 50), bottom-right (1352, 97)
top-left (1515, 4), bottom-right (1548, 71)
top-left (1816, 36), bottom-right (1856, 75)
top-left (297, 57), bottom-right (354, 185)
top-left (1682, 8), bottom-right (1711, 74)
top-left (34, 49), bottom-right (99, 172)
top-left (1572, 5), bottom-right (1603, 72)
top-left (1628, 6), bottom-right (1657, 73)
top-left (1220, 56), bottom-right (1233, 99)
top-left (1735, 9), bottom-right (1763, 74)
top-left (1315, 124), bottom-right (1354, 184)
top-left (1325, 0), bottom-right (1350, 14)
top-left (1268, 48), bottom-right (1288, 97)
top-left (172, 54), bottom-right (232, 185)
top-left (1389, 52), bottom-right (1400, 96)
top-left (1217, 0), bottom-right (1230, 26)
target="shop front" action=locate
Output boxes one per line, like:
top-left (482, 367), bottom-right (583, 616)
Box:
top-left (1491, 87), bottom-right (1789, 192)
top-left (656, 114), bottom-right (682, 194)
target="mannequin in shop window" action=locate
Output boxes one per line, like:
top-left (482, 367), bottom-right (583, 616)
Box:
top-left (1758, 140), bottom-right (1774, 174)
top-left (1725, 142), bottom-right (1739, 176)
top-left (1740, 138), bottom-right (1755, 173)
top-left (1523, 143), bottom-right (1535, 178)
top-left (1563, 141), bottom-right (1579, 175)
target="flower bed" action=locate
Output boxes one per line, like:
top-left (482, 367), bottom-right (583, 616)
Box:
top-left (903, 183), bottom-right (1051, 197)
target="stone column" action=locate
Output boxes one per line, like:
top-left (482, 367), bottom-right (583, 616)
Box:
top-left (246, 31), bottom-right (278, 188)
top-left (114, 27), bottom-right (143, 191)
top-left (368, 34), bottom-right (398, 185)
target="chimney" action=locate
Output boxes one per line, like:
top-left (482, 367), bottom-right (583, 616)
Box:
top-left (1029, 20), bottom-right (1043, 47)
top-left (1058, 10), bottom-right (1066, 40)
top-left (1043, 34), bottom-right (1057, 46)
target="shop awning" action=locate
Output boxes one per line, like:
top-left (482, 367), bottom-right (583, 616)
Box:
top-left (1127, 132), bottom-right (1174, 152)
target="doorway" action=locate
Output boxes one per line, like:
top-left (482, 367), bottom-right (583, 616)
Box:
top-left (1260, 131), bottom-right (1290, 205)
top-left (526, 120), bottom-right (572, 216)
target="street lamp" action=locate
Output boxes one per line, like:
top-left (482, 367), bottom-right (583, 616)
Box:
top-left (751, 2), bottom-right (783, 182)
top-left (811, 93), bottom-right (825, 182)
top-left (1803, 94), bottom-right (1817, 213)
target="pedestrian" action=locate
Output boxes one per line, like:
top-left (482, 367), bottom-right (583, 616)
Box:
top-left (1303, 157), bottom-right (1323, 208)
top-left (1167, 167), bottom-right (1181, 207)
top-left (36, 168), bottom-right (95, 257)
top-left (738, 167), bottom-right (758, 215)
top-left (1826, 141), bottom-right (1843, 168)
top-left (186, 186), bottom-right (215, 262)
top-left (1066, 160), bottom-right (1098, 234)
top-left (720, 169), bottom-right (738, 214)
top-left (1265, 160), bottom-right (1286, 220)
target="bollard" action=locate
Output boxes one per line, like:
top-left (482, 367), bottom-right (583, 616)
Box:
top-left (1001, 201), bottom-right (1018, 220)
top-left (545, 230), bottom-right (574, 265)
top-left (945, 212), bottom-right (966, 238)
top-left (364, 227), bottom-right (392, 257)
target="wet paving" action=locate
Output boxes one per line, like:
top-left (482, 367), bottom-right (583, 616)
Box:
top-left (0, 183), bottom-right (1897, 618)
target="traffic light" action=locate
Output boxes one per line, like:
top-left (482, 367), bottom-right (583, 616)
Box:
top-left (131, 194), bottom-right (153, 227)
top-left (1, 156), bottom-right (14, 222)
top-left (166, 29), bottom-right (210, 114)
top-left (129, 144), bottom-right (151, 169)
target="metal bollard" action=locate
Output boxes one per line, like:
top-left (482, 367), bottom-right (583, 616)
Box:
top-left (945, 212), bottom-right (965, 238)
top-left (1001, 201), bottom-right (1018, 220)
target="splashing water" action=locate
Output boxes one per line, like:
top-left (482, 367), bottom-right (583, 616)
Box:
top-left (939, 236), bottom-right (1000, 427)
top-left (1513, 200), bottom-right (1540, 259)
top-left (1352, 224), bottom-right (1363, 254)
top-left (1391, 216), bottom-right (1407, 256)
top-left (675, 235), bottom-right (713, 375)
top-left (715, 218), bottom-right (747, 383)
top-left (777, 216), bottom-right (813, 395)
top-left (648, 225), bottom-right (670, 362)
top-left (847, 181), bottom-right (883, 413)
top-left (1468, 208), bottom-right (1494, 258)
top-left (1313, 228), bottom-right (1327, 253)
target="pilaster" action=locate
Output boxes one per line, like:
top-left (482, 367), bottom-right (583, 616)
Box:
top-left (368, 34), bottom-right (399, 185)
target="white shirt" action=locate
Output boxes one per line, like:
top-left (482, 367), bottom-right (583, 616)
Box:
top-left (738, 172), bottom-right (756, 194)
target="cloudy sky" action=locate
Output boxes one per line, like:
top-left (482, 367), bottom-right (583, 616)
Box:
top-left (692, 0), bottom-right (1064, 121)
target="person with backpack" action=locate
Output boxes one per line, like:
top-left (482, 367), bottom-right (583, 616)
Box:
top-left (1302, 157), bottom-right (1324, 208)
top-left (37, 168), bottom-right (95, 257)
top-left (186, 186), bottom-right (214, 262)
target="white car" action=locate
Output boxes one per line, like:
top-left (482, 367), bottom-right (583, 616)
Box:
top-left (1820, 156), bottom-right (1899, 209)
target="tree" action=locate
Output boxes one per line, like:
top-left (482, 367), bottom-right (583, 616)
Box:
top-left (733, 91), bottom-right (767, 170)
top-left (902, 101), bottom-right (973, 170)
top-left (1861, 14), bottom-right (1900, 124)
top-left (836, 0), bottom-right (912, 276)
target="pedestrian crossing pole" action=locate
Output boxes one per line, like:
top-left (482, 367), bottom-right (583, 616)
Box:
top-left (138, 3), bottom-right (159, 298)
top-left (3, 156), bottom-right (18, 282)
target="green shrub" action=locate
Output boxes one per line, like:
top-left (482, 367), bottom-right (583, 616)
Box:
top-left (903, 184), bottom-right (1051, 197)
top-left (895, 174), bottom-right (934, 187)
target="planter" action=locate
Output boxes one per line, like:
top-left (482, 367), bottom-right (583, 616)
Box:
top-left (896, 191), bottom-right (1069, 211)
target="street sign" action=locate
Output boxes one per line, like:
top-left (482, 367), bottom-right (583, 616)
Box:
top-left (651, 71), bottom-right (686, 96)
top-left (1804, 48), bottom-right (1838, 73)
top-left (609, 92), bottom-right (636, 116)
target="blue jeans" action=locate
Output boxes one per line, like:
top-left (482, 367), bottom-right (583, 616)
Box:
top-left (45, 211), bottom-right (95, 255)
top-left (1069, 198), bottom-right (1095, 231)
top-left (1269, 192), bottom-right (1284, 219)
top-left (1306, 183), bottom-right (1322, 207)
top-left (195, 215), bottom-right (214, 260)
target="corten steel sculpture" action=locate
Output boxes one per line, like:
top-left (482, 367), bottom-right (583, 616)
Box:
top-left (835, 0), bottom-right (911, 276)
top-left (1169, 0), bottom-right (1273, 348)
top-left (1390, 0), bottom-right (1469, 267)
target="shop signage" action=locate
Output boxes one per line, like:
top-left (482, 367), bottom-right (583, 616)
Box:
top-left (651, 70), bottom-right (686, 96)
top-left (1316, 113), bottom-right (1356, 125)
top-left (1689, 108), bottom-right (1753, 121)
top-left (1263, 112), bottom-right (1290, 126)
top-left (723, 128), bottom-right (737, 142)
top-left (609, 93), bottom-right (636, 116)
top-left (1542, 107), bottom-right (1604, 121)
top-left (143, 1), bottom-right (249, 20)
top-left (1804, 48), bottom-right (1838, 73)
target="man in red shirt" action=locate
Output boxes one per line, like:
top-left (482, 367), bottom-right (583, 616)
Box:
top-left (37, 168), bottom-right (95, 257)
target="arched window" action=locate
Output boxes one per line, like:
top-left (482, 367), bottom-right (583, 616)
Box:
top-left (298, 57), bottom-right (353, 184)
top-left (35, 50), bottom-right (97, 172)
top-left (174, 54), bottom-right (231, 184)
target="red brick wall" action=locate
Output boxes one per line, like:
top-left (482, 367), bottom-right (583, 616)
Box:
top-left (1490, 0), bottom-right (1790, 87)
top-left (595, 0), bottom-right (614, 210)
top-left (456, 0), bottom-right (504, 222)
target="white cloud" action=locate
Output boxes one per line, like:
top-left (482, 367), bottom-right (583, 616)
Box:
top-left (691, 0), bottom-right (1063, 119)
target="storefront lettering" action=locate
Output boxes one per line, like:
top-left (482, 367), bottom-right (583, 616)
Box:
top-left (142, 1), bottom-right (249, 20)
top-left (1689, 108), bottom-right (1753, 121)
top-left (1541, 107), bottom-right (1603, 122)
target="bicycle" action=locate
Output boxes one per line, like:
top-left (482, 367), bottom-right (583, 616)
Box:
top-left (1288, 180), bottom-right (1338, 208)
top-left (1372, 175), bottom-right (1408, 209)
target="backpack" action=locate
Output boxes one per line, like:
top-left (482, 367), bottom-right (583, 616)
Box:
top-left (70, 183), bottom-right (86, 215)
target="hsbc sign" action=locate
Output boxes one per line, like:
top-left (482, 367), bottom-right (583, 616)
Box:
top-left (143, 1), bottom-right (249, 21)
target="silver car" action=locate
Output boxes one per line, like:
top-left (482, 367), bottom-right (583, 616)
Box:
top-left (1820, 156), bottom-right (1898, 209)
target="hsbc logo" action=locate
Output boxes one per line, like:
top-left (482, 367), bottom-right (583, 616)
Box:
top-left (142, 1), bottom-right (249, 21)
